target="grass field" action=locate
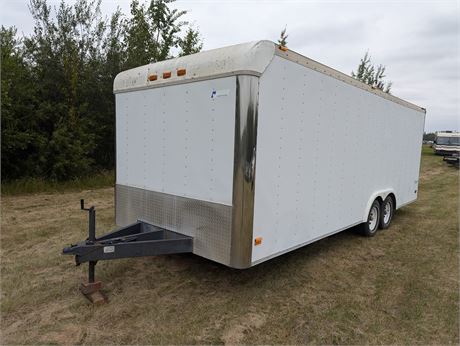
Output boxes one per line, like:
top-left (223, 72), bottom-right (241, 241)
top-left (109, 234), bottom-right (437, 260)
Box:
top-left (1, 146), bottom-right (458, 344)
top-left (1, 171), bottom-right (114, 196)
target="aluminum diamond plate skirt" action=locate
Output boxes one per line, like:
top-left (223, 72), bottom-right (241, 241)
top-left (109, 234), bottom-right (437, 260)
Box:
top-left (116, 184), bottom-right (233, 265)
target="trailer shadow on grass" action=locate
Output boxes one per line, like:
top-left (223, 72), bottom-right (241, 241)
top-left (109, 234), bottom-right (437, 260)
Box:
top-left (102, 224), bottom-right (362, 289)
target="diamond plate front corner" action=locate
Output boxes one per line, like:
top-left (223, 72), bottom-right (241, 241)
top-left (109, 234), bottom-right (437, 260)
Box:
top-left (115, 184), bottom-right (233, 265)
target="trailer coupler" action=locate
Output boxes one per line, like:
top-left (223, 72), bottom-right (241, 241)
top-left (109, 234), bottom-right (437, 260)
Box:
top-left (63, 199), bottom-right (193, 304)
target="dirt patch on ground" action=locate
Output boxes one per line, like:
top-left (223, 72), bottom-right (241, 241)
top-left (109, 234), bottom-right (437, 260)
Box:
top-left (419, 165), bottom-right (444, 180)
top-left (222, 312), bottom-right (266, 344)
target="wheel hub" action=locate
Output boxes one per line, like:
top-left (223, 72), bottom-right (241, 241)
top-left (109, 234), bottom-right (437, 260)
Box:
top-left (383, 201), bottom-right (391, 224)
top-left (368, 206), bottom-right (378, 231)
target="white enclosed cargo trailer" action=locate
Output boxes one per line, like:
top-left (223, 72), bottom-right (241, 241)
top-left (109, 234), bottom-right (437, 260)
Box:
top-left (64, 40), bottom-right (426, 302)
top-left (112, 40), bottom-right (425, 269)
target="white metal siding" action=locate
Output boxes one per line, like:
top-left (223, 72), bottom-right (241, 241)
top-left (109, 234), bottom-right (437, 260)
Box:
top-left (116, 77), bottom-right (236, 205)
top-left (252, 56), bottom-right (424, 263)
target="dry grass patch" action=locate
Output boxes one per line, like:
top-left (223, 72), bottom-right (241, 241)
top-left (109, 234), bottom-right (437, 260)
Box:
top-left (1, 146), bottom-right (458, 344)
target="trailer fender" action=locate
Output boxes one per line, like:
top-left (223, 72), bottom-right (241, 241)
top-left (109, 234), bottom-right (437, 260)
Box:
top-left (362, 189), bottom-right (396, 222)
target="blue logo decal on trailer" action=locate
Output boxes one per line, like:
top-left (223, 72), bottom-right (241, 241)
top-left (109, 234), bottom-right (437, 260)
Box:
top-left (211, 89), bottom-right (230, 99)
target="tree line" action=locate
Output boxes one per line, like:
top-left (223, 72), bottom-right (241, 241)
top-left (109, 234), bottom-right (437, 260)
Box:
top-left (423, 132), bottom-right (436, 141)
top-left (1, 0), bottom-right (202, 181)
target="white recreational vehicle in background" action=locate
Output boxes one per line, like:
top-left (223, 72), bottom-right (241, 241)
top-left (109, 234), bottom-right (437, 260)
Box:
top-left (433, 131), bottom-right (460, 156)
top-left (64, 41), bottom-right (426, 295)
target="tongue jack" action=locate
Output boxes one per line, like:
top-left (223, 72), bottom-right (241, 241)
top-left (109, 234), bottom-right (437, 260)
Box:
top-left (78, 199), bottom-right (107, 305)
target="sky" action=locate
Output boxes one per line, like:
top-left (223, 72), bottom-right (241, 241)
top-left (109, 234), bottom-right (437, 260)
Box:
top-left (2, 0), bottom-right (459, 132)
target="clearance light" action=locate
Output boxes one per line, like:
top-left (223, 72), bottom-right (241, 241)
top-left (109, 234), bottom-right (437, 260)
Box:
top-left (148, 74), bottom-right (157, 81)
top-left (279, 45), bottom-right (288, 52)
top-left (254, 237), bottom-right (263, 246)
top-left (177, 68), bottom-right (186, 76)
top-left (163, 71), bottom-right (172, 79)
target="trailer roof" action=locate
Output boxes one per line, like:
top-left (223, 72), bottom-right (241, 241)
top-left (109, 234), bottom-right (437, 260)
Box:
top-left (114, 41), bottom-right (274, 93)
top-left (114, 40), bottom-right (425, 113)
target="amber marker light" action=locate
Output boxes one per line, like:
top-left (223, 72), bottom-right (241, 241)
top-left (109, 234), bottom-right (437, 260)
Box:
top-left (279, 45), bottom-right (288, 51)
top-left (163, 71), bottom-right (172, 79)
top-left (148, 74), bottom-right (157, 81)
top-left (254, 237), bottom-right (263, 246)
top-left (177, 68), bottom-right (186, 76)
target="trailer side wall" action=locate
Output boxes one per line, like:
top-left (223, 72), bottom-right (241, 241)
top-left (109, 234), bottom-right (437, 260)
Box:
top-left (252, 56), bottom-right (425, 264)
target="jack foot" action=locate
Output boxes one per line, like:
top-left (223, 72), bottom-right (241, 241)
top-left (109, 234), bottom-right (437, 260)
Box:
top-left (79, 281), bottom-right (107, 305)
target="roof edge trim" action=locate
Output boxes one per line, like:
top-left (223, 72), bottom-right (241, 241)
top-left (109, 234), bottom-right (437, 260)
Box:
top-left (113, 40), bottom-right (275, 93)
top-left (274, 48), bottom-right (425, 113)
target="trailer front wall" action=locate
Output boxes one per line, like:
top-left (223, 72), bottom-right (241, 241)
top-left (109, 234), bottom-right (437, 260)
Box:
top-left (252, 55), bottom-right (424, 264)
top-left (115, 77), bottom-right (236, 265)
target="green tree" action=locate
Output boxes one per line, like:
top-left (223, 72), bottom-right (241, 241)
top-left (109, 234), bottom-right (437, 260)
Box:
top-left (1, 0), bottom-right (203, 181)
top-left (94, 9), bottom-right (127, 167)
top-left (21, 0), bottom-right (106, 179)
top-left (125, 0), bottom-right (188, 68)
top-left (351, 51), bottom-right (392, 93)
top-left (178, 27), bottom-right (203, 56)
top-left (1, 26), bottom-right (43, 179)
top-left (278, 26), bottom-right (288, 47)
top-left (423, 132), bottom-right (436, 141)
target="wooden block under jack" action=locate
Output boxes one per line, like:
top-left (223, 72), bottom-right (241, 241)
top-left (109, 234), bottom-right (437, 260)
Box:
top-left (79, 282), bottom-right (107, 305)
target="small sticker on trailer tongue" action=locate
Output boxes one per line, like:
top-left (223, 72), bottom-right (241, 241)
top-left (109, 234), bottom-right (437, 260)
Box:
top-left (104, 246), bottom-right (115, 253)
top-left (211, 89), bottom-right (230, 99)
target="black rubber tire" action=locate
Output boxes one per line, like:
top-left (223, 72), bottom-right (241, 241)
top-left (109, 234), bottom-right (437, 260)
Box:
top-left (360, 199), bottom-right (381, 237)
top-left (379, 196), bottom-right (394, 229)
